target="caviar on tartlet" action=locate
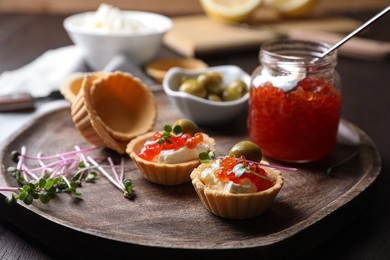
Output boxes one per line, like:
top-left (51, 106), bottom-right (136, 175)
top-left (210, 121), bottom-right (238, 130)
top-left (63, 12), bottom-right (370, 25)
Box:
top-left (138, 128), bottom-right (208, 164)
top-left (191, 141), bottom-right (284, 219)
top-left (126, 119), bottom-right (215, 186)
top-left (209, 156), bottom-right (274, 193)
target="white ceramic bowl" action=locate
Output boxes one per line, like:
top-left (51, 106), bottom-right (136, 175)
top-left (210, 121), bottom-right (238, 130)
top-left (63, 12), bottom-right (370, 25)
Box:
top-left (63, 11), bottom-right (172, 70)
top-left (163, 65), bottom-right (251, 126)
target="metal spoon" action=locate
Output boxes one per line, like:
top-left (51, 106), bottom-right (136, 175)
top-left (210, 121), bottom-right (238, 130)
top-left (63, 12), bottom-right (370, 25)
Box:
top-left (319, 5), bottom-right (390, 58)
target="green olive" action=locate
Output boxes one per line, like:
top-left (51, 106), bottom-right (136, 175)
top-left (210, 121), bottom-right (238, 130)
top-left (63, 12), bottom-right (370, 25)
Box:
top-left (222, 87), bottom-right (241, 101)
top-left (229, 141), bottom-right (262, 162)
top-left (178, 79), bottom-right (207, 98)
top-left (179, 76), bottom-right (189, 85)
top-left (228, 80), bottom-right (248, 97)
top-left (197, 71), bottom-right (222, 86)
top-left (197, 71), bottom-right (223, 95)
top-left (173, 119), bottom-right (200, 136)
top-left (207, 94), bottom-right (222, 102)
top-left (207, 83), bottom-right (225, 96)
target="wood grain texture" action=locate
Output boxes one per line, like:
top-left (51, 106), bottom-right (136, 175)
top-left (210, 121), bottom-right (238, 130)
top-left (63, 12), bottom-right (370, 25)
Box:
top-left (0, 91), bottom-right (381, 258)
top-left (164, 15), bottom-right (362, 57)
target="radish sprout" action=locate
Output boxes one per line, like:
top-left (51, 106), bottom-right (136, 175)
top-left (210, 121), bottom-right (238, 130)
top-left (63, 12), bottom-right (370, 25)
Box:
top-left (1, 145), bottom-right (136, 205)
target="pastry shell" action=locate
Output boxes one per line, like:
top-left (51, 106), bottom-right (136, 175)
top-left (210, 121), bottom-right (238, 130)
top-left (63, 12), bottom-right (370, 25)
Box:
top-left (190, 162), bottom-right (284, 219)
top-left (60, 71), bottom-right (106, 103)
top-left (71, 73), bottom-right (109, 148)
top-left (90, 72), bottom-right (157, 142)
top-left (71, 71), bottom-right (157, 154)
top-left (126, 131), bottom-right (215, 186)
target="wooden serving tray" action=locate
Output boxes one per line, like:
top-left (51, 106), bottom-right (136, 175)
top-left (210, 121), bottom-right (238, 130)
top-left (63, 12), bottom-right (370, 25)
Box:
top-left (0, 92), bottom-right (381, 259)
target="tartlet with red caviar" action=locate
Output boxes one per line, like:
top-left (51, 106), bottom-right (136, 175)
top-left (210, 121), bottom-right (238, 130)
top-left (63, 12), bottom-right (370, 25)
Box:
top-left (126, 120), bottom-right (215, 186)
top-left (190, 141), bottom-right (286, 219)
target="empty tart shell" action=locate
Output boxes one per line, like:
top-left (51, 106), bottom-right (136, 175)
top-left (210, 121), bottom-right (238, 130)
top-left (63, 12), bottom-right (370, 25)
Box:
top-left (60, 71), bottom-right (106, 103)
top-left (71, 73), bottom-right (110, 149)
top-left (90, 72), bottom-right (157, 142)
top-left (190, 162), bottom-right (284, 219)
top-left (126, 131), bottom-right (215, 186)
top-left (71, 71), bottom-right (157, 154)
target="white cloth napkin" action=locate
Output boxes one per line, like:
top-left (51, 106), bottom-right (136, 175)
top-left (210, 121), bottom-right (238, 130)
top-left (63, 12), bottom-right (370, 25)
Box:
top-left (0, 45), bottom-right (86, 98)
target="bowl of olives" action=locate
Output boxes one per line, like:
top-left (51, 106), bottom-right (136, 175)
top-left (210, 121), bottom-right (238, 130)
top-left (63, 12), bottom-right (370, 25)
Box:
top-left (162, 65), bottom-right (251, 126)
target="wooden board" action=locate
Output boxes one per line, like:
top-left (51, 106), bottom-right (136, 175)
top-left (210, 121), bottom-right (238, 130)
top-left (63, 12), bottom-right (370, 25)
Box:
top-left (0, 91), bottom-right (381, 258)
top-left (163, 15), bottom-right (362, 57)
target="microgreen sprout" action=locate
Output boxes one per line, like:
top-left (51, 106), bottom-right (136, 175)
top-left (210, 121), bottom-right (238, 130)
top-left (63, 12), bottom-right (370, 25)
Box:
top-left (232, 163), bottom-right (270, 180)
top-left (123, 178), bottom-right (136, 200)
top-left (158, 124), bottom-right (183, 145)
top-left (199, 151), bottom-right (216, 163)
top-left (0, 145), bottom-right (137, 206)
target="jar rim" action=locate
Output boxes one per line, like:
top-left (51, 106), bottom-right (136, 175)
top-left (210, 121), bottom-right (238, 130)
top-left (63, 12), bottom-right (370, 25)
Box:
top-left (259, 39), bottom-right (337, 67)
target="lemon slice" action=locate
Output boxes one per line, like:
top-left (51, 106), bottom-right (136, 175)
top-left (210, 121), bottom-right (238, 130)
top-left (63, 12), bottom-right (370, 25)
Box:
top-left (265, 0), bottom-right (317, 18)
top-left (200, 0), bottom-right (263, 23)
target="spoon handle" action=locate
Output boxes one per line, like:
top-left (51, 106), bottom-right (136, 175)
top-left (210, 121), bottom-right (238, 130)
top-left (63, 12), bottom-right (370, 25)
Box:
top-left (320, 5), bottom-right (390, 58)
top-left (288, 29), bottom-right (390, 60)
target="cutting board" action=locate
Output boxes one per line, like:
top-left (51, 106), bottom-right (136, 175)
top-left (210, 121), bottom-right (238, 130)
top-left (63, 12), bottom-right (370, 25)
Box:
top-left (164, 15), bottom-right (362, 57)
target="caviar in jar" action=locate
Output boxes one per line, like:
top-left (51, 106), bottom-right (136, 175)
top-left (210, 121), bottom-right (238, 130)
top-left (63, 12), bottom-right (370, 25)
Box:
top-left (248, 40), bottom-right (342, 162)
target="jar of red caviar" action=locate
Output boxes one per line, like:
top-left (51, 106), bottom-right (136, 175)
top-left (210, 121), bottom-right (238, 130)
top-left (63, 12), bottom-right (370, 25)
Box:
top-left (248, 39), bottom-right (342, 162)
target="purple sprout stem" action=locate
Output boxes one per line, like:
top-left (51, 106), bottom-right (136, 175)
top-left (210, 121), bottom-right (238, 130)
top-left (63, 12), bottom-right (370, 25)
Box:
top-left (17, 146), bottom-right (26, 170)
top-left (215, 156), bottom-right (298, 172)
top-left (107, 157), bottom-right (121, 184)
top-left (119, 157), bottom-right (125, 182)
top-left (255, 162), bottom-right (298, 172)
top-left (18, 146), bottom-right (100, 161)
top-left (62, 175), bottom-right (71, 188)
top-left (74, 145), bottom-right (89, 166)
top-left (19, 162), bottom-right (40, 182)
top-left (37, 152), bottom-right (47, 178)
top-left (28, 158), bottom-right (75, 173)
top-left (60, 161), bottom-right (80, 176)
top-left (87, 156), bottom-right (124, 191)
top-left (0, 187), bottom-right (19, 192)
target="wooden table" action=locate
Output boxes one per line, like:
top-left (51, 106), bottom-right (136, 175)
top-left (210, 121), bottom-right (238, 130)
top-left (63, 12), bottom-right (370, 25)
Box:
top-left (0, 10), bottom-right (390, 259)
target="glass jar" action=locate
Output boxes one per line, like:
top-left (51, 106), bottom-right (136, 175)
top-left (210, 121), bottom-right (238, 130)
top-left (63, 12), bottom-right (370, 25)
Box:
top-left (248, 39), bottom-right (342, 163)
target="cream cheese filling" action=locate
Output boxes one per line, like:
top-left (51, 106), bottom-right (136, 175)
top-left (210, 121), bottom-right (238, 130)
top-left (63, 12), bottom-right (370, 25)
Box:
top-left (155, 143), bottom-right (210, 164)
top-left (200, 159), bottom-right (257, 194)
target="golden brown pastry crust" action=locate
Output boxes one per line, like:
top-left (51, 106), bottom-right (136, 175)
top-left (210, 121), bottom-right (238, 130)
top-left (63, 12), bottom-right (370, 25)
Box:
top-left (127, 131), bottom-right (215, 185)
top-left (190, 161), bottom-right (283, 219)
top-left (70, 71), bottom-right (157, 154)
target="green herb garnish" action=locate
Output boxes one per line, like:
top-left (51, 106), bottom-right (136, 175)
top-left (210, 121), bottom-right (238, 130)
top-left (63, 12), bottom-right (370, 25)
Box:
top-left (199, 151), bottom-right (216, 163)
top-left (232, 163), bottom-right (271, 180)
top-left (0, 145), bottom-right (136, 206)
top-left (158, 124), bottom-right (183, 145)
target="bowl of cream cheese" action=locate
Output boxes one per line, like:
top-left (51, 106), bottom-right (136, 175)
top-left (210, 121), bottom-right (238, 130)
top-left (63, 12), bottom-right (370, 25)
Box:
top-left (63, 3), bottom-right (173, 70)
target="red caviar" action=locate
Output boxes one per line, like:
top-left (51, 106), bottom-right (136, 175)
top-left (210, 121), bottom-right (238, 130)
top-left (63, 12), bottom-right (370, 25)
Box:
top-left (139, 132), bottom-right (204, 161)
top-left (248, 78), bottom-right (341, 162)
top-left (214, 156), bottom-right (274, 192)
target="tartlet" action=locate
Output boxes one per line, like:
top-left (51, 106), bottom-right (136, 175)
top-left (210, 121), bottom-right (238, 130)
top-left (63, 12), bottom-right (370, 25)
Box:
top-left (126, 131), bottom-right (215, 186)
top-left (190, 161), bottom-right (283, 219)
top-left (60, 71), bottom-right (106, 103)
top-left (71, 71), bottom-right (157, 154)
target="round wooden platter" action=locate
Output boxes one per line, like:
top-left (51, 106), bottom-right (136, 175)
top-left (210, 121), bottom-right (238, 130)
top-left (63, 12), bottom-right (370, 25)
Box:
top-left (0, 91), bottom-right (382, 259)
